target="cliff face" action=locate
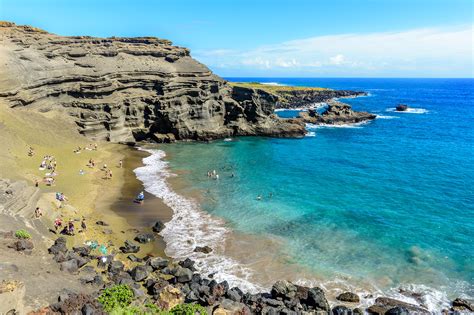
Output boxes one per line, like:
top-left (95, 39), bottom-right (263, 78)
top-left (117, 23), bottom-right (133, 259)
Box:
top-left (0, 22), bottom-right (304, 142)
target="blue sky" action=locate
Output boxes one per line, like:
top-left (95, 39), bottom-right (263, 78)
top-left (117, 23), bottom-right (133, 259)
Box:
top-left (1, 0), bottom-right (472, 77)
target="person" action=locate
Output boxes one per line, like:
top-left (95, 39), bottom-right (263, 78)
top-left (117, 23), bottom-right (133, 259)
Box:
top-left (215, 174), bottom-right (219, 180)
top-left (67, 221), bottom-right (75, 235)
top-left (54, 218), bottom-right (62, 231)
top-left (81, 219), bottom-right (87, 231)
top-left (108, 170), bottom-right (113, 179)
top-left (35, 207), bottom-right (42, 218)
top-left (79, 169), bottom-right (85, 175)
top-left (230, 173), bottom-right (234, 178)
top-left (257, 194), bottom-right (262, 201)
top-left (119, 160), bottom-right (123, 168)
top-left (136, 191), bottom-right (145, 204)
top-left (35, 179), bottom-right (39, 187)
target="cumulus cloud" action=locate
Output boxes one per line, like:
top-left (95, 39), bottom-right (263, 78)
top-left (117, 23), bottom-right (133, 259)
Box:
top-left (193, 25), bottom-right (473, 77)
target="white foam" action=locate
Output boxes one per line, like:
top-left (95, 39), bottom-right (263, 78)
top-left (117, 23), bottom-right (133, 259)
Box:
top-left (134, 148), bottom-right (262, 293)
top-left (376, 114), bottom-right (400, 119)
top-left (259, 82), bottom-right (287, 86)
top-left (305, 131), bottom-right (316, 137)
top-left (386, 107), bottom-right (429, 114)
top-left (305, 121), bottom-right (369, 129)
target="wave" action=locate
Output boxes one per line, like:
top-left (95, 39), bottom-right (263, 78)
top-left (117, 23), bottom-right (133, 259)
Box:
top-left (376, 114), bottom-right (400, 119)
top-left (386, 107), bottom-right (429, 114)
top-left (259, 82), bottom-right (287, 86)
top-left (305, 131), bottom-right (316, 137)
top-left (305, 121), bottom-right (369, 129)
top-left (134, 148), bottom-right (262, 293)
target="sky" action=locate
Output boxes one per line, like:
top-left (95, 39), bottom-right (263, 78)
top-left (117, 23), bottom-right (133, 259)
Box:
top-left (0, 0), bottom-right (472, 78)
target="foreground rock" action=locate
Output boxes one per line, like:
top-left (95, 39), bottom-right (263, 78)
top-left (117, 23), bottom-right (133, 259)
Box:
top-left (367, 297), bottom-right (430, 314)
top-left (0, 21), bottom-right (305, 142)
top-left (336, 291), bottom-right (360, 303)
top-left (300, 101), bottom-right (376, 125)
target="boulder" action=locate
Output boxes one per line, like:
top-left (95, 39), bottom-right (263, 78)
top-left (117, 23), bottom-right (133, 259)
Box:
top-left (119, 240), bottom-right (140, 253)
top-left (134, 232), bottom-right (155, 244)
top-left (178, 258), bottom-right (196, 271)
top-left (336, 292), bottom-right (360, 303)
top-left (452, 298), bottom-right (474, 312)
top-left (174, 266), bottom-right (193, 283)
top-left (194, 245), bottom-right (213, 254)
top-left (129, 265), bottom-right (150, 282)
top-left (305, 287), bottom-right (330, 312)
top-left (148, 256), bottom-right (169, 270)
top-left (152, 220), bottom-right (165, 233)
top-left (395, 104), bottom-right (408, 111)
top-left (367, 297), bottom-right (429, 315)
top-left (271, 280), bottom-right (297, 300)
top-left (48, 237), bottom-right (68, 255)
top-left (226, 287), bottom-right (244, 303)
top-left (108, 260), bottom-right (124, 275)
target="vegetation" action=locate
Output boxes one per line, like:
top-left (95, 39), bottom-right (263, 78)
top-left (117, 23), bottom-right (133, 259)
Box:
top-left (98, 285), bottom-right (207, 315)
top-left (230, 81), bottom-right (329, 93)
top-left (14, 229), bottom-right (31, 239)
top-left (98, 284), bottom-right (135, 312)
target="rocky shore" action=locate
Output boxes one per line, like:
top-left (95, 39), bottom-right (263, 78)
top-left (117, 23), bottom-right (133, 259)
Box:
top-left (299, 101), bottom-right (376, 125)
top-left (3, 229), bottom-right (470, 314)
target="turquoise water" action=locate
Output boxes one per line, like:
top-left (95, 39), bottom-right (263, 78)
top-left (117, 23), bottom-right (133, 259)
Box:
top-left (157, 78), bottom-right (473, 306)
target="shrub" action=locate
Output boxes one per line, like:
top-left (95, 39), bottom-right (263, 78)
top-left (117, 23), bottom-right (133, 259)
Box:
top-left (169, 304), bottom-right (207, 315)
top-left (97, 284), bottom-right (134, 312)
top-left (15, 229), bottom-right (31, 239)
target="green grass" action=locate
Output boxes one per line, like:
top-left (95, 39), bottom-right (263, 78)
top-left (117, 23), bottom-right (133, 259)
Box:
top-left (14, 229), bottom-right (31, 239)
top-left (229, 81), bottom-right (329, 92)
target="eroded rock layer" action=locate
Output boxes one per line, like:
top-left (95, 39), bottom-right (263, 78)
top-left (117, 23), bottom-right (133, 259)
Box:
top-left (0, 22), bottom-right (304, 142)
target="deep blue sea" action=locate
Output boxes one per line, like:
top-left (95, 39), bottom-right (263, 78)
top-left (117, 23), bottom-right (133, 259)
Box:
top-left (138, 78), bottom-right (473, 310)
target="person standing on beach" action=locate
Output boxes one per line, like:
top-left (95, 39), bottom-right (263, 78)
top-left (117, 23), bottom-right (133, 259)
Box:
top-left (119, 160), bottom-right (123, 168)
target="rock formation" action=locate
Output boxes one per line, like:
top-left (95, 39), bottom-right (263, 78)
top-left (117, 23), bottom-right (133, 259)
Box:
top-left (0, 21), bottom-right (305, 142)
top-left (396, 104), bottom-right (409, 111)
top-left (299, 101), bottom-right (376, 125)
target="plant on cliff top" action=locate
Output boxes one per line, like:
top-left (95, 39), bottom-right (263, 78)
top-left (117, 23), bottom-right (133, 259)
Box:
top-left (167, 303), bottom-right (207, 315)
top-left (14, 229), bottom-right (31, 239)
top-left (97, 284), bottom-right (134, 312)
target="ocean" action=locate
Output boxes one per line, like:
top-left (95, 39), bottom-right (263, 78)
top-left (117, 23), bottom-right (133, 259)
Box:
top-left (134, 78), bottom-right (474, 311)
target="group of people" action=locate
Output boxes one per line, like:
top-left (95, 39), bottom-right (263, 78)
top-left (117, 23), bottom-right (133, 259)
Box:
top-left (74, 143), bottom-right (98, 154)
top-left (53, 217), bottom-right (87, 236)
top-left (207, 170), bottom-right (220, 180)
top-left (40, 155), bottom-right (58, 186)
top-left (102, 164), bottom-right (113, 180)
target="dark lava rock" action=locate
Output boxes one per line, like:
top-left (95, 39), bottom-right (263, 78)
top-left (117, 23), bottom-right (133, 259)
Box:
top-left (72, 246), bottom-right (91, 257)
top-left (10, 239), bottom-right (34, 251)
top-left (119, 240), bottom-right (140, 253)
top-left (367, 297), bottom-right (429, 315)
top-left (332, 305), bottom-right (353, 315)
top-left (127, 254), bottom-right (142, 262)
top-left (147, 256), bottom-right (169, 270)
top-left (95, 220), bottom-right (109, 226)
top-left (305, 287), bottom-right (330, 312)
top-left (152, 220), bottom-right (165, 233)
top-left (178, 258), bottom-right (196, 271)
top-left (174, 266), bottom-right (193, 283)
top-left (353, 308), bottom-right (363, 315)
top-left (226, 287), bottom-right (244, 302)
top-left (194, 245), bottom-right (212, 254)
top-left (129, 265), bottom-right (150, 281)
top-left (452, 298), bottom-right (474, 312)
top-left (134, 232), bottom-right (155, 244)
top-left (395, 104), bottom-right (408, 111)
top-left (108, 260), bottom-right (124, 275)
top-left (271, 280), bottom-right (297, 300)
top-left (48, 237), bottom-right (68, 255)
top-left (337, 292), bottom-right (360, 303)
top-left (386, 306), bottom-right (409, 315)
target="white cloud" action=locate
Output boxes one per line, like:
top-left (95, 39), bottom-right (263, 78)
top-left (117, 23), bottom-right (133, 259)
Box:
top-left (193, 25), bottom-right (474, 77)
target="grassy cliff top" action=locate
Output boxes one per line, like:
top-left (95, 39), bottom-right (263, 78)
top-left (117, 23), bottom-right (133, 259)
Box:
top-left (229, 81), bottom-right (330, 92)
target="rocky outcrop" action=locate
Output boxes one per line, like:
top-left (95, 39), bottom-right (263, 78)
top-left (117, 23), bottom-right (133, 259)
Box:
top-left (0, 22), bottom-right (305, 142)
top-left (396, 104), bottom-right (409, 111)
top-left (300, 101), bottom-right (376, 125)
top-left (273, 89), bottom-right (367, 109)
